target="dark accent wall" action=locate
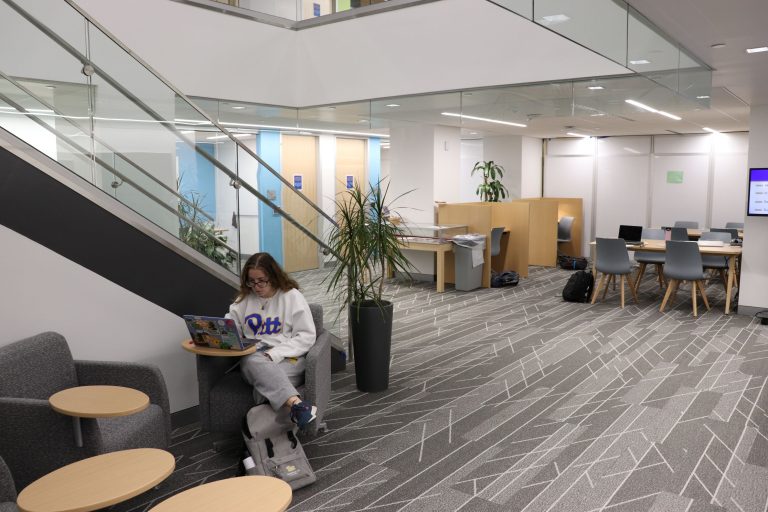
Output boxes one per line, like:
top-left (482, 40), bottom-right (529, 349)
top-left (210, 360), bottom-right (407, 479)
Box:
top-left (0, 146), bottom-right (236, 316)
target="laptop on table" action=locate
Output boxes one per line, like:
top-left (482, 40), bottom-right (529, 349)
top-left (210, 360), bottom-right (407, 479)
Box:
top-left (618, 225), bottom-right (644, 246)
top-left (183, 315), bottom-right (254, 351)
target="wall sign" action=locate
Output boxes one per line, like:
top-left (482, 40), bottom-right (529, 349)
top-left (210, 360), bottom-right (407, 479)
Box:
top-left (313, 2), bottom-right (320, 16)
top-left (293, 174), bottom-right (303, 190)
top-left (666, 170), bottom-right (684, 184)
top-left (346, 175), bottom-right (354, 189)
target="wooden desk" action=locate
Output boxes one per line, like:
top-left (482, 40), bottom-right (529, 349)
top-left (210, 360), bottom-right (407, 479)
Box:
top-left (148, 476), bottom-right (291, 512)
top-left (49, 385), bottom-right (149, 447)
top-left (589, 240), bottom-right (742, 314)
top-left (397, 240), bottom-right (453, 293)
top-left (17, 448), bottom-right (175, 512)
top-left (182, 339), bottom-right (257, 356)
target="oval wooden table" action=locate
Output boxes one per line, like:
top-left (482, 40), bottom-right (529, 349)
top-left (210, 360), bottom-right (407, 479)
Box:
top-left (17, 448), bottom-right (175, 512)
top-left (49, 385), bottom-right (149, 447)
top-left (148, 476), bottom-right (292, 512)
top-left (181, 339), bottom-right (257, 357)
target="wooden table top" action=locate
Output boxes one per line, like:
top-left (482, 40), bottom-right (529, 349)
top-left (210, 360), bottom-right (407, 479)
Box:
top-left (17, 448), bottom-right (175, 512)
top-left (49, 385), bottom-right (149, 418)
top-left (590, 239), bottom-right (742, 256)
top-left (182, 339), bottom-right (257, 356)
top-left (148, 476), bottom-right (292, 512)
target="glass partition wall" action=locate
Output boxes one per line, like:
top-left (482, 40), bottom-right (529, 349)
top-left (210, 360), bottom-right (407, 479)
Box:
top-left (0, 0), bottom-right (336, 276)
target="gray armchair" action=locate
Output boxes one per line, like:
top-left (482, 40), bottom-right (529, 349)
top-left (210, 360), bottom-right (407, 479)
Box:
top-left (0, 332), bottom-right (171, 491)
top-left (0, 456), bottom-right (17, 512)
top-left (196, 303), bottom-right (333, 436)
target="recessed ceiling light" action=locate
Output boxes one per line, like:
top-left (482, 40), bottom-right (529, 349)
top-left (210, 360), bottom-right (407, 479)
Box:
top-left (45, 85), bottom-right (56, 89)
top-left (657, 110), bottom-right (682, 121)
top-left (702, 127), bottom-right (719, 133)
top-left (587, 86), bottom-right (604, 90)
top-left (711, 43), bottom-right (726, 49)
top-left (539, 14), bottom-right (570, 25)
top-left (27, 108), bottom-right (55, 113)
top-left (629, 59), bottom-right (651, 65)
top-left (385, 104), bottom-right (400, 108)
top-left (358, 119), bottom-right (369, 123)
top-left (206, 133), bottom-right (250, 140)
top-left (566, 132), bottom-right (589, 137)
top-left (441, 112), bottom-right (527, 128)
top-left (590, 113), bottom-right (605, 117)
top-left (231, 106), bottom-right (246, 110)
top-left (625, 99), bottom-right (657, 113)
top-left (746, 46), bottom-right (768, 54)
top-left (696, 95), bottom-right (711, 99)
top-left (469, 132), bottom-right (478, 135)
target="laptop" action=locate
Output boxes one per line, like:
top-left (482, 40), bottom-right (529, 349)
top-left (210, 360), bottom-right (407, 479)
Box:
top-left (618, 225), bottom-right (644, 246)
top-left (183, 315), bottom-right (254, 351)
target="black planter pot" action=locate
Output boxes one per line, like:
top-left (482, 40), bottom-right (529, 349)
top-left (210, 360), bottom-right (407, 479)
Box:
top-left (350, 300), bottom-right (393, 392)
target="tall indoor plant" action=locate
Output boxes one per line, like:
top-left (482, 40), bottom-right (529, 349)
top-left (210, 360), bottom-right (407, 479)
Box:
top-left (325, 179), bottom-right (412, 392)
top-left (472, 160), bottom-right (509, 202)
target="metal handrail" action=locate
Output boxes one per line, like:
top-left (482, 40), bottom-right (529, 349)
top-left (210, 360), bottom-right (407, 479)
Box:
top-left (0, 69), bottom-right (215, 224)
top-left (0, 91), bottom-right (237, 262)
top-left (3, 0), bottom-right (337, 258)
top-left (59, 0), bottom-right (338, 232)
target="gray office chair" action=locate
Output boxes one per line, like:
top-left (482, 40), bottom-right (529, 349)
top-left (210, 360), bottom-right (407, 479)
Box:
top-left (661, 241), bottom-right (710, 317)
top-left (711, 227), bottom-right (739, 240)
top-left (725, 221), bottom-right (744, 229)
top-left (700, 231), bottom-right (732, 288)
top-left (0, 456), bottom-right (18, 512)
top-left (670, 227), bottom-right (689, 241)
top-left (490, 227), bottom-right (505, 257)
top-left (557, 216), bottom-right (575, 244)
top-left (634, 228), bottom-right (666, 292)
top-left (0, 332), bottom-right (171, 491)
top-left (196, 303), bottom-right (333, 437)
top-left (673, 221), bottom-right (699, 229)
top-left (591, 238), bottom-right (638, 308)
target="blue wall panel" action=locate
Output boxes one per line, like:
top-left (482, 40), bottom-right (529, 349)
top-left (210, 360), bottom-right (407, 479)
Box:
top-left (256, 131), bottom-right (283, 265)
top-left (176, 142), bottom-right (216, 219)
top-left (368, 137), bottom-right (381, 189)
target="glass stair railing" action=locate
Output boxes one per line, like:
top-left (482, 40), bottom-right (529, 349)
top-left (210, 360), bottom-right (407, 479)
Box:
top-left (0, 0), bottom-right (337, 277)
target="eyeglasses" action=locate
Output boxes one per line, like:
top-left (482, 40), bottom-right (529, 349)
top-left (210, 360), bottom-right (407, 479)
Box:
top-left (246, 278), bottom-right (270, 288)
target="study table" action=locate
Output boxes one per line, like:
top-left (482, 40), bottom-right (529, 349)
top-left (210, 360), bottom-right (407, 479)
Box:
top-left (589, 240), bottom-right (742, 314)
top-left (48, 385), bottom-right (149, 447)
top-left (17, 448), bottom-right (175, 512)
top-left (396, 239), bottom-right (453, 293)
top-left (148, 476), bottom-right (292, 512)
top-left (686, 228), bottom-right (744, 240)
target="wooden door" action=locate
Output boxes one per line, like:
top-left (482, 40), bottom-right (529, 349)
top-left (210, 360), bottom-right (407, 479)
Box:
top-left (335, 138), bottom-right (367, 200)
top-left (281, 134), bottom-right (319, 273)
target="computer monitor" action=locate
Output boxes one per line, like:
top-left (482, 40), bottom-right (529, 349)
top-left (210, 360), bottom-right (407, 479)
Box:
top-left (747, 167), bottom-right (768, 216)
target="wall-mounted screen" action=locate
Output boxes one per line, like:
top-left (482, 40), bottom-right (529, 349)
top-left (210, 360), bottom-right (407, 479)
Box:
top-left (748, 168), bottom-right (768, 216)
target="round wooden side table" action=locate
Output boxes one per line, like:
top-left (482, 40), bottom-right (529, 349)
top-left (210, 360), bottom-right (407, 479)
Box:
top-left (148, 476), bottom-right (292, 512)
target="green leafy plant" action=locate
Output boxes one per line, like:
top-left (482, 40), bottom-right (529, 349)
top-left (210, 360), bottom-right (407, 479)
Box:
top-left (472, 160), bottom-right (509, 202)
top-left (177, 189), bottom-right (237, 270)
top-left (325, 179), bottom-right (413, 311)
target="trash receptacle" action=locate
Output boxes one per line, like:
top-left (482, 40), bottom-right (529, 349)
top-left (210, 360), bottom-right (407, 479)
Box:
top-left (452, 234), bottom-right (486, 291)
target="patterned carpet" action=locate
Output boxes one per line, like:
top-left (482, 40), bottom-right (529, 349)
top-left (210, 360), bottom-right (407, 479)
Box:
top-left (113, 266), bottom-right (768, 512)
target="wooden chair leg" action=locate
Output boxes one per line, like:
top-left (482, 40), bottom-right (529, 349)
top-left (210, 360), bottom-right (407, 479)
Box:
top-left (697, 280), bottom-right (710, 310)
top-left (602, 274), bottom-right (611, 300)
top-left (719, 269), bottom-right (727, 290)
top-left (620, 275), bottom-right (625, 308)
top-left (660, 279), bottom-right (677, 312)
top-left (691, 282), bottom-right (698, 317)
top-left (611, 274), bottom-right (616, 291)
top-left (627, 273), bottom-right (639, 304)
top-left (656, 265), bottom-right (666, 289)
top-left (634, 263), bottom-right (647, 293)
top-left (591, 273), bottom-right (606, 304)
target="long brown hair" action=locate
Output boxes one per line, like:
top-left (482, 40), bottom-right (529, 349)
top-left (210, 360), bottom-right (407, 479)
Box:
top-left (234, 252), bottom-right (299, 303)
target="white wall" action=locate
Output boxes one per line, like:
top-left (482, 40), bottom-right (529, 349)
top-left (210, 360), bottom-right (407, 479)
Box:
top-left (0, 225), bottom-right (195, 412)
top-left (459, 139), bottom-right (483, 202)
top-left (483, 135), bottom-right (523, 200)
top-left (73, 0), bottom-right (629, 107)
top-left (543, 133), bottom-right (749, 257)
top-left (740, 105), bottom-right (768, 313)
top-left (433, 126), bottom-right (461, 203)
top-left (521, 136), bottom-right (543, 198)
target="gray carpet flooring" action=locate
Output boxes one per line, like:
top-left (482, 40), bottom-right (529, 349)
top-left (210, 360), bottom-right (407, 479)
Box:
top-left (113, 266), bottom-right (768, 512)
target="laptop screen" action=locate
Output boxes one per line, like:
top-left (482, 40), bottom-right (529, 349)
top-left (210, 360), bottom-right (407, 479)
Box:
top-left (618, 225), bottom-right (643, 243)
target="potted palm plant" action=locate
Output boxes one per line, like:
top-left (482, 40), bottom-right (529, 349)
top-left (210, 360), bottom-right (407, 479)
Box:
top-left (325, 179), bottom-right (412, 392)
top-left (472, 160), bottom-right (509, 202)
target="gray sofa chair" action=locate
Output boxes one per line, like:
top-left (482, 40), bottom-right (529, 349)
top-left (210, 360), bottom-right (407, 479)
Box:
top-left (196, 303), bottom-right (333, 436)
top-left (0, 332), bottom-right (171, 491)
top-left (0, 457), bottom-right (18, 512)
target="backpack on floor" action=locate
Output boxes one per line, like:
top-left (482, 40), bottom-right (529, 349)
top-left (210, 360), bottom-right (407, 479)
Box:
top-left (557, 254), bottom-right (589, 270)
top-left (491, 270), bottom-right (520, 288)
top-left (241, 404), bottom-right (317, 490)
top-left (562, 270), bottom-right (594, 303)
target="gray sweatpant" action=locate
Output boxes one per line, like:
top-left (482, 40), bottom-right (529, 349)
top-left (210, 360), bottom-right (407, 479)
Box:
top-left (240, 351), bottom-right (306, 411)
